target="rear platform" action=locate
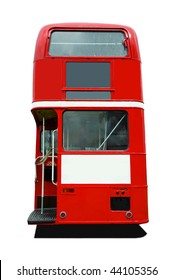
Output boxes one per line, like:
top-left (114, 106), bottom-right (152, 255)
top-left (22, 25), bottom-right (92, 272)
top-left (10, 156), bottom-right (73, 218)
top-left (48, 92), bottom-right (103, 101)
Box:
top-left (28, 208), bottom-right (56, 224)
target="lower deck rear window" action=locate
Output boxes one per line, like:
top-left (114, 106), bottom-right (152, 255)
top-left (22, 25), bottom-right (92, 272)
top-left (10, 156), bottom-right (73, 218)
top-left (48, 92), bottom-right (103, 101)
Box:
top-left (63, 110), bottom-right (128, 151)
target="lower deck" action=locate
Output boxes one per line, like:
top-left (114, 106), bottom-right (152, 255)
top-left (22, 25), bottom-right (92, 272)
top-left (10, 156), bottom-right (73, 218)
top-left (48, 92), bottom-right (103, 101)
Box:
top-left (29, 105), bottom-right (148, 226)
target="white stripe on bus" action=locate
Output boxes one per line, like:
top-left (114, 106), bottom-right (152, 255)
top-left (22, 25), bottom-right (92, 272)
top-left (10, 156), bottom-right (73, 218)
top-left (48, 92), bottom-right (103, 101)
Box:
top-left (32, 101), bottom-right (144, 109)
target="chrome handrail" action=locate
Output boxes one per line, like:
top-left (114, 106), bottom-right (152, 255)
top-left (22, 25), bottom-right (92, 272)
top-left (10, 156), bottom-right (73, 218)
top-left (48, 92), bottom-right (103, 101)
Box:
top-left (97, 114), bottom-right (126, 150)
top-left (52, 129), bottom-right (58, 186)
top-left (34, 118), bottom-right (58, 215)
top-left (35, 148), bottom-right (53, 165)
top-left (41, 117), bottom-right (45, 214)
top-left (35, 155), bottom-right (57, 183)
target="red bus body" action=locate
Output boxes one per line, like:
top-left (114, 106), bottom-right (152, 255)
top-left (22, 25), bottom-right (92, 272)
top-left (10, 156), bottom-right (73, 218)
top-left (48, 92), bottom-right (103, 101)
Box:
top-left (28, 23), bottom-right (148, 225)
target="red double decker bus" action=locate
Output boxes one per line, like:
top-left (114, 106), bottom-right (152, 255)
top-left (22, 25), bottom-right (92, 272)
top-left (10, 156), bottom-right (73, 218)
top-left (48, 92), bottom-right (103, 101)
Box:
top-left (28, 23), bottom-right (148, 226)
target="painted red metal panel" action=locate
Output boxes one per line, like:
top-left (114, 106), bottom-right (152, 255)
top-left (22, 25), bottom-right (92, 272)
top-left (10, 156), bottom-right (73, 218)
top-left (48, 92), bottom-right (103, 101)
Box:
top-left (34, 23), bottom-right (140, 61)
top-left (33, 59), bottom-right (143, 102)
top-left (30, 23), bottom-right (148, 226)
top-left (33, 24), bottom-right (142, 103)
top-left (55, 186), bottom-right (148, 224)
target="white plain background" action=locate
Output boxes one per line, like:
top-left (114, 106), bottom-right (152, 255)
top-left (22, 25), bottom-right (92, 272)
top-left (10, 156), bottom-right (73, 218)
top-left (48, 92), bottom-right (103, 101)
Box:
top-left (0, 0), bottom-right (172, 279)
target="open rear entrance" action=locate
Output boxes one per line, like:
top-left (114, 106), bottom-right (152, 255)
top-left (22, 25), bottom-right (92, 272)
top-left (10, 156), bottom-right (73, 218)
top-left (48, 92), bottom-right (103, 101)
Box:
top-left (28, 109), bottom-right (58, 224)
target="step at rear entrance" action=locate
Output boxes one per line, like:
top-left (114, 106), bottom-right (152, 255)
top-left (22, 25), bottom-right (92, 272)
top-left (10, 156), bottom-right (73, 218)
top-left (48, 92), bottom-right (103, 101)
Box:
top-left (28, 208), bottom-right (56, 224)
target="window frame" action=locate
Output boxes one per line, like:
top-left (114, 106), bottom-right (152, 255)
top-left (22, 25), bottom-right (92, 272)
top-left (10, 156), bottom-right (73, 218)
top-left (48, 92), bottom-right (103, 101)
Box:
top-left (45, 28), bottom-right (130, 58)
top-left (62, 109), bottom-right (129, 152)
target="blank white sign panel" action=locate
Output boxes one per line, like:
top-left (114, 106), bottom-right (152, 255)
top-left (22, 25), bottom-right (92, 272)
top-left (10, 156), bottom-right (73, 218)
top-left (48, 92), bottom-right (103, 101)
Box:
top-left (61, 154), bottom-right (131, 184)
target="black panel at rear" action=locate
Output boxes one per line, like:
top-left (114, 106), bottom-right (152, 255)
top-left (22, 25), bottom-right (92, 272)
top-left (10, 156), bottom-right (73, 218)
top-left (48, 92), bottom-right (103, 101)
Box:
top-left (37, 196), bottom-right (57, 208)
top-left (110, 197), bottom-right (130, 210)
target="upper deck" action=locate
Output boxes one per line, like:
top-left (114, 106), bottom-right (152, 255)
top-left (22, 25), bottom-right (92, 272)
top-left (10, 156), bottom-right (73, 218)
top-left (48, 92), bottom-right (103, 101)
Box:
top-left (33, 23), bottom-right (143, 103)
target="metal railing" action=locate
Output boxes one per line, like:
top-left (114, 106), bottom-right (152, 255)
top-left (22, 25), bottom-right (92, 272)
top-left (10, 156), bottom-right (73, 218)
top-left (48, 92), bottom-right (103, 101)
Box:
top-left (35, 117), bottom-right (57, 214)
top-left (52, 129), bottom-right (58, 186)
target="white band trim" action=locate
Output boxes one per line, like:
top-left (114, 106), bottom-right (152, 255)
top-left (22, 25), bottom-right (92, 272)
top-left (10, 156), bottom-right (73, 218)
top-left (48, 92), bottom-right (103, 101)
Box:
top-left (32, 101), bottom-right (144, 109)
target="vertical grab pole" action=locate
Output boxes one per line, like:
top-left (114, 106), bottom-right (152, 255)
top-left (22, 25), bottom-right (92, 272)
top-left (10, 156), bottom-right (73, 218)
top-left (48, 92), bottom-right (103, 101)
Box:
top-left (103, 117), bottom-right (108, 150)
top-left (52, 129), bottom-right (57, 185)
top-left (41, 117), bottom-right (45, 214)
top-left (52, 130), bottom-right (55, 184)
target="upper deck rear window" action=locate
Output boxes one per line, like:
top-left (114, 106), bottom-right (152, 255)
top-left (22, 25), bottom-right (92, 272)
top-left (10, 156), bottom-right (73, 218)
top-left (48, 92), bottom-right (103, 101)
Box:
top-left (48, 31), bottom-right (127, 57)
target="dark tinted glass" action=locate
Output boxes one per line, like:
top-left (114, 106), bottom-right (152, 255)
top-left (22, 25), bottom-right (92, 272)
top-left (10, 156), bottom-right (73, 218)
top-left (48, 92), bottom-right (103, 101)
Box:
top-left (66, 91), bottom-right (111, 100)
top-left (66, 62), bottom-right (110, 88)
top-left (41, 130), bottom-right (57, 154)
top-left (63, 110), bottom-right (128, 151)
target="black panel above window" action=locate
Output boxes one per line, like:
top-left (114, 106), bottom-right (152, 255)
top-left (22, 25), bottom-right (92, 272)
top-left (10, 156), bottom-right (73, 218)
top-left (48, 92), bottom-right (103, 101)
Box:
top-left (66, 62), bottom-right (110, 88)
